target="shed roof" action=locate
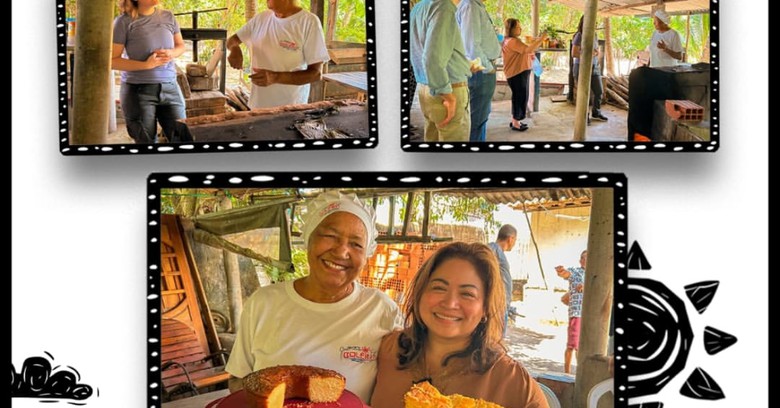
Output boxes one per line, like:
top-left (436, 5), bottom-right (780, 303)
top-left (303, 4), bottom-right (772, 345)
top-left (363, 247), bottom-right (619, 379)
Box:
top-left (549, 0), bottom-right (710, 17)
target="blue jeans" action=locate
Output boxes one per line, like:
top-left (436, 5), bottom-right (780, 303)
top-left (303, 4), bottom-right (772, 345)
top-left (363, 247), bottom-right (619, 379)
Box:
top-left (467, 71), bottom-right (496, 142)
top-left (120, 82), bottom-right (186, 143)
top-left (573, 62), bottom-right (603, 112)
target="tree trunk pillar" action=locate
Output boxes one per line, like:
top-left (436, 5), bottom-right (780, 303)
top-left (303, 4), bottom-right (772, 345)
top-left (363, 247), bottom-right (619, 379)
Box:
top-left (220, 196), bottom-right (243, 333)
top-left (71, 0), bottom-right (113, 145)
top-left (572, 0), bottom-right (598, 141)
top-left (573, 187), bottom-right (614, 408)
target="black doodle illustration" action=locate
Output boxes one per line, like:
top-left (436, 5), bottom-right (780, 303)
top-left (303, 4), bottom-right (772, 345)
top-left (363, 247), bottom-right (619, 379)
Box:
top-left (684, 281), bottom-right (719, 314)
top-left (627, 240), bottom-right (651, 270)
top-left (680, 368), bottom-right (725, 400)
top-left (625, 242), bottom-right (737, 404)
top-left (628, 403), bottom-right (664, 408)
top-left (624, 277), bottom-right (694, 398)
top-left (11, 353), bottom-right (95, 402)
top-left (703, 326), bottom-right (738, 355)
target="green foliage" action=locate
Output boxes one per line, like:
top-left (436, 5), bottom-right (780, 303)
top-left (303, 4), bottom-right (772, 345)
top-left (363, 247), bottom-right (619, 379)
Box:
top-left (263, 247), bottom-right (309, 282)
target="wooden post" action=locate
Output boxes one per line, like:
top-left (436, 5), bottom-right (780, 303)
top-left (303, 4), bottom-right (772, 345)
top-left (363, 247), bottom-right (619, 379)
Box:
top-left (220, 196), bottom-right (244, 333)
top-left (310, 0), bottom-right (325, 22)
top-left (532, 0), bottom-right (540, 37)
top-left (573, 188), bottom-right (614, 408)
top-left (401, 192), bottom-right (416, 237)
top-left (326, 0), bottom-right (338, 43)
top-left (572, 0), bottom-right (599, 141)
top-left (71, 0), bottom-right (114, 145)
top-left (422, 192), bottom-right (432, 239)
top-left (604, 17), bottom-right (615, 77)
top-left (388, 196), bottom-right (396, 237)
top-left (684, 12), bottom-right (691, 62)
top-left (245, 0), bottom-right (256, 21)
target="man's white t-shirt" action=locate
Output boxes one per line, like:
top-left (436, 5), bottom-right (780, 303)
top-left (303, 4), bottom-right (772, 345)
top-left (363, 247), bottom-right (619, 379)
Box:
top-left (225, 280), bottom-right (403, 402)
top-left (236, 9), bottom-right (331, 108)
top-left (649, 29), bottom-right (683, 67)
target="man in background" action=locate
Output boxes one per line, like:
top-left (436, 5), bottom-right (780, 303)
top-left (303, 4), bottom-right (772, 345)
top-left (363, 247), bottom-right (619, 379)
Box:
top-left (489, 224), bottom-right (517, 337)
top-left (410, 0), bottom-right (472, 142)
top-left (456, 0), bottom-right (501, 141)
top-left (556, 250), bottom-right (587, 374)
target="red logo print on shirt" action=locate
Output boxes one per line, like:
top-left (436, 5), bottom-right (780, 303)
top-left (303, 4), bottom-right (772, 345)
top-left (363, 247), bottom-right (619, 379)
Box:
top-left (279, 40), bottom-right (300, 51)
top-left (340, 346), bottom-right (377, 363)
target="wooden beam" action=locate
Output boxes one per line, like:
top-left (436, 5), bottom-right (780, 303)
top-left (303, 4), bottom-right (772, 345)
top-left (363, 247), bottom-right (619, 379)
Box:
top-left (573, 188), bottom-right (615, 408)
top-left (422, 192), bottom-right (432, 239)
top-left (387, 195), bottom-right (396, 237)
top-left (310, 0), bottom-right (325, 22)
top-left (604, 17), bottom-right (615, 77)
top-left (72, 0), bottom-right (114, 144)
top-left (401, 192), bottom-right (416, 237)
top-left (532, 0), bottom-right (540, 37)
top-left (326, 0), bottom-right (338, 43)
top-left (600, 0), bottom-right (688, 14)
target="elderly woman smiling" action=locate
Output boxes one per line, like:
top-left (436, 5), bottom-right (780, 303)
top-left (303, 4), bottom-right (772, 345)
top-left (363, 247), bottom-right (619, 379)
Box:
top-left (370, 242), bottom-right (549, 408)
top-left (225, 191), bottom-right (403, 403)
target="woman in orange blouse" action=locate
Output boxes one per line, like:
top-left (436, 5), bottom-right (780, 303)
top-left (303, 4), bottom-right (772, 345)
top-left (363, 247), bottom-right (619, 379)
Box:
top-left (501, 19), bottom-right (546, 131)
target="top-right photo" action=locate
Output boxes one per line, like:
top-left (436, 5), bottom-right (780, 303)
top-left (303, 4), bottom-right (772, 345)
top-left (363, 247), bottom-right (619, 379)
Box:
top-left (401, 0), bottom-right (717, 152)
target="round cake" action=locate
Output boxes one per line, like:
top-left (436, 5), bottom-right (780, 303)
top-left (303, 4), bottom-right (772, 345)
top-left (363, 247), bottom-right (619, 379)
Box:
top-left (243, 365), bottom-right (346, 408)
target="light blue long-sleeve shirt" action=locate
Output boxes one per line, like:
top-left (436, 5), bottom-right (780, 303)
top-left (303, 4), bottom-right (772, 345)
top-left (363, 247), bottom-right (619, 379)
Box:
top-left (410, 0), bottom-right (472, 95)
top-left (456, 0), bottom-right (501, 73)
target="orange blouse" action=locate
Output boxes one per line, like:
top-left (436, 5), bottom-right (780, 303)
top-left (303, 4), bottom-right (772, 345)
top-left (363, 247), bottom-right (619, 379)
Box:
top-left (502, 37), bottom-right (535, 79)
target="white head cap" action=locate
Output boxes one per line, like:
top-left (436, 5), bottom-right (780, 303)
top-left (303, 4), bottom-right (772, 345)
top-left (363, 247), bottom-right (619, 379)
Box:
top-left (654, 10), bottom-right (670, 25)
top-left (302, 190), bottom-right (378, 256)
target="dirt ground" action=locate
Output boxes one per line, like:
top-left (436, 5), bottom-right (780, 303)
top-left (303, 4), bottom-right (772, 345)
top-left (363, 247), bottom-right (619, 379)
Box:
top-left (504, 287), bottom-right (576, 376)
top-left (409, 67), bottom-right (629, 143)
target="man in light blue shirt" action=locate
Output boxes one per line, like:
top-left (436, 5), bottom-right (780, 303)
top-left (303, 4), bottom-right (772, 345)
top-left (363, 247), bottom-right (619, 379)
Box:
top-left (456, 0), bottom-right (501, 142)
top-left (410, 0), bottom-right (473, 142)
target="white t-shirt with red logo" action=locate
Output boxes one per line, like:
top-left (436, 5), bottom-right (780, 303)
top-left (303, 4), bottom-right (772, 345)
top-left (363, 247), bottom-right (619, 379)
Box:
top-left (225, 279), bottom-right (403, 402)
top-left (236, 9), bottom-right (331, 108)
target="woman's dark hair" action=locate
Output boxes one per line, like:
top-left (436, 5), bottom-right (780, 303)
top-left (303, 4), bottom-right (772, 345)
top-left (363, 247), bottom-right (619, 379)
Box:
top-left (396, 242), bottom-right (507, 374)
top-left (577, 16), bottom-right (584, 34)
top-left (504, 18), bottom-right (520, 39)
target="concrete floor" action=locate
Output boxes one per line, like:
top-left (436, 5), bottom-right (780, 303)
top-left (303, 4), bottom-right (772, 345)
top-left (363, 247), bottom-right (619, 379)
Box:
top-left (409, 93), bottom-right (629, 143)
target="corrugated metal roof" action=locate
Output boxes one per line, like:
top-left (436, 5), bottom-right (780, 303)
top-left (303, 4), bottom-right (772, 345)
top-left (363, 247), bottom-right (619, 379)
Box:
top-left (438, 188), bottom-right (592, 207)
top-left (549, 0), bottom-right (710, 17)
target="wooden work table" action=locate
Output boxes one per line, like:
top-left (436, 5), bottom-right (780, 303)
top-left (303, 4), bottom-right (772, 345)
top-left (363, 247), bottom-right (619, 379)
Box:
top-left (177, 100), bottom-right (369, 142)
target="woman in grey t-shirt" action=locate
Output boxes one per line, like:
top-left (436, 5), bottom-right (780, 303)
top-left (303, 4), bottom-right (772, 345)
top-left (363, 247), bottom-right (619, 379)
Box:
top-left (112, 0), bottom-right (186, 143)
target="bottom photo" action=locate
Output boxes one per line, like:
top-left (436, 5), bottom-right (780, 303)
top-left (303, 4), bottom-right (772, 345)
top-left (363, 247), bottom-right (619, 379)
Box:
top-left (147, 173), bottom-right (626, 408)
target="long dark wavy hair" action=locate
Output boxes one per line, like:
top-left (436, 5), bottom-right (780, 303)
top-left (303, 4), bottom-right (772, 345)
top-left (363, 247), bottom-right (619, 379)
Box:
top-left (396, 242), bottom-right (507, 373)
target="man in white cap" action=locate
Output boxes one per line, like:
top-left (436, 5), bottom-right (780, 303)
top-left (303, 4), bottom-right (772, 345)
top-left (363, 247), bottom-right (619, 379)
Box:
top-left (648, 10), bottom-right (683, 67)
top-left (226, 190), bottom-right (403, 402)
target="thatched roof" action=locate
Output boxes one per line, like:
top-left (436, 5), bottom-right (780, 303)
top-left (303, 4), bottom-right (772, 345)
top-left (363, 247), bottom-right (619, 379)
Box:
top-left (549, 0), bottom-right (710, 17)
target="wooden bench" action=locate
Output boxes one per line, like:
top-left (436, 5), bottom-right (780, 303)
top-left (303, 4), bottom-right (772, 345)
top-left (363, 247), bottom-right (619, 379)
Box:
top-left (161, 319), bottom-right (230, 400)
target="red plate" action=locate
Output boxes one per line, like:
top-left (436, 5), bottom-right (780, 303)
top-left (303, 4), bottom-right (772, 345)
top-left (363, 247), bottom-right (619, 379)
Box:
top-left (206, 389), bottom-right (367, 408)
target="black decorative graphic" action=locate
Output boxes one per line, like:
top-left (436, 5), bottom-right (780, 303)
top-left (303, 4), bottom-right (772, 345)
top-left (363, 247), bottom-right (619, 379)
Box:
top-left (703, 326), bottom-right (738, 355)
top-left (684, 281), bottom-right (719, 314)
top-left (625, 242), bottom-right (737, 405)
top-left (11, 353), bottom-right (94, 402)
top-left (627, 241), bottom-right (651, 270)
top-left (680, 368), bottom-right (725, 400)
top-left (624, 278), bottom-right (694, 398)
top-left (628, 403), bottom-right (664, 408)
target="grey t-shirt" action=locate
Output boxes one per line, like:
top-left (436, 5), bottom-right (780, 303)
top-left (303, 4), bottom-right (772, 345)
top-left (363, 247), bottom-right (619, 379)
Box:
top-left (113, 9), bottom-right (180, 84)
top-left (572, 32), bottom-right (598, 67)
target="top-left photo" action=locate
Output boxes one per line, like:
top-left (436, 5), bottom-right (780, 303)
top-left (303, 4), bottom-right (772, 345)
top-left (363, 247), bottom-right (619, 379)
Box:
top-left (59, 0), bottom-right (377, 155)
